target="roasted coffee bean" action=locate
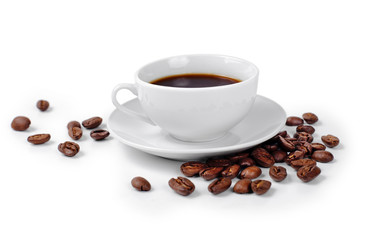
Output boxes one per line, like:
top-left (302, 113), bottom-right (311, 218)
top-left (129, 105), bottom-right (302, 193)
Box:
top-left (303, 142), bottom-right (313, 154)
top-left (208, 177), bottom-right (232, 195)
top-left (321, 134), bottom-right (340, 148)
top-left (251, 180), bottom-right (271, 195)
top-left (290, 159), bottom-right (317, 170)
top-left (295, 141), bottom-right (313, 155)
top-left (238, 157), bottom-right (255, 168)
top-left (68, 127), bottom-right (83, 140)
top-left (312, 150), bottom-right (334, 163)
top-left (233, 179), bottom-right (252, 194)
top-left (278, 136), bottom-right (296, 152)
top-left (294, 132), bottom-right (313, 143)
top-left (82, 116), bottom-right (103, 129)
top-left (286, 116), bottom-right (304, 126)
top-left (285, 137), bottom-right (297, 142)
top-left (11, 116), bottom-right (31, 131)
top-left (296, 125), bottom-right (315, 134)
top-left (269, 130), bottom-right (288, 142)
top-left (311, 143), bottom-right (326, 151)
top-left (67, 121), bottom-right (81, 130)
top-left (239, 166), bottom-right (262, 179)
top-left (302, 112), bottom-right (318, 124)
top-left (168, 177), bottom-right (195, 196)
top-left (272, 149), bottom-right (287, 163)
top-left (131, 176), bottom-right (151, 191)
top-left (251, 147), bottom-right (275, 167)
top-left (263, 143), bottom-right (279, 152)
top-left (36, 100), bottom-right (49, 111)
top-left (180, 161), bottom-right (208, 177)
top-left (27, 133), bottom-right (51, 145)
top-left (199, 167), bottom-right (224, 180)
top-left (231, 152), bottom-right (249, 159)
top-left (58, 141), bottom-right (80, 157)
top-left (278, 131), bottom-right (288, 137)
top-left (206, 158), bottom-right (232, 167)
top-left (228, 152), bottom-right (249, 164)
top-left (285, 150), bottom-right (305, 165)
top-left (297, 165), bottom-right (321, 182)
top-left (221, 164), bottom-right (241, 179)
top-left (90, 129), bottom-right (110, 140)
top-left (269, 166), bottom-right (287, 182)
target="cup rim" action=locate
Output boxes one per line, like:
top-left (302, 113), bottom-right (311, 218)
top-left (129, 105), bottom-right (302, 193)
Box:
top-left (135, 54), bottom-right (259, 91)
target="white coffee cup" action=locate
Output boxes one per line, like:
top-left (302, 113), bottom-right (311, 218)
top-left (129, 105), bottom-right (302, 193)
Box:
top-left (112, 54), bottom-right (259, 142)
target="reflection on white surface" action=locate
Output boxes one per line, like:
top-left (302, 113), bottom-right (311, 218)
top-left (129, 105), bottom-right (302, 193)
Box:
top-left (168, 56), bottom-right (190, 68)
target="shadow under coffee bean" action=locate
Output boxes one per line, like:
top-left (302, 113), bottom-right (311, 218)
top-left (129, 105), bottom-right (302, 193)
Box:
top-left (150, 73), bottom-right (241, 88)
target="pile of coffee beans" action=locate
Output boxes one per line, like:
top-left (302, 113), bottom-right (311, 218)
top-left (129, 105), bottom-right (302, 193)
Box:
top-left (11, 102), bottom-right (340, 197)
top-left (132, 112), bottom-right (340, 196)
top-left (11, 100), bottom-right (110, 157)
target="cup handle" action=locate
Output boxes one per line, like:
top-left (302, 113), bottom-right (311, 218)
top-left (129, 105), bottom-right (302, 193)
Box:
top-left (111, 83), bottom-right (156, 125)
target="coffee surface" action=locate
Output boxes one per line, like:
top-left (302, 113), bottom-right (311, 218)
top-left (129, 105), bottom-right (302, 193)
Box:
top-left (150, 73), bottom-right (241, 88)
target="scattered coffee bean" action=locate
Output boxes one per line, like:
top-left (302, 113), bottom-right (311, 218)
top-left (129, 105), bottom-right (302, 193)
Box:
top-left (263, 143), bottom-right (278, 152)
top-left (90, 129), bottom-right (110, 140)
top-left (302, 112), bottom-right (318, 124)
top-left (295, 141), bottom-right (313, 155)
top-left (229, 152), bottom-right (250, 164)
top-left (58, 141), bottom-right (80, 157)
top-left (311, 150), bottom-right (334, 163)
top-left (285, 137), bottom-right (297, 141)
top-left (272, 149), bottom-right (287, 163)
top-left (36, 100), bottom-right (49, 111)
top-left (10, 98), bottom-right (341, 197)
top-left (221, 164), bottom-right (241, 179)
top-left (285, 150), bottom-right (305, 165)
top-left (311, 143), bottom-right (326, 151)
top-left (233, 179), bottom-right (252, 194)
top-left (290, 159), bottom-right (317, 170)
top-left (237, 157), bottom-right (255, 168)
top-left (286, 116), bottom-right (304, 126)
top-left (168, 177), bottom-right (195, 196)
top-left (206, 158), bottom-right (232, 167)
top-left (297, 165), bottom-right (321, 182)
top-left (239, 166), bottom-right (262, 179)
top-left (82, 116), bottom-right (102, 129)
top-left (269, 166), bottom-right (287, 182)
top-left (321, 134), bottom-right (340, 148)
top-left (208, 177), bottom-right (232, 195)
top-left (180, 161), bottom-right (208, 177)
top-left (251, 147), bottom-right (275, 167)
top-left (27, 133), bottom-right (51, 145)
top-left (296, 125), bottom-right (315, 134)
top-left (199, 167), bottom-right (224, 180)
top-left (11, 116), bottom-right (31, 131)
top-left (131, 176), bottom-right (151, 191)
top-left (269, 130), bottom-right (288, 142)
top-left (294, 132), bottom-right (313, 143)
top-left (68, 127), bottom-right (83, 140)
top-left (251, 180), bottom-right (271, 195)
top-left (278, 136), bottom-right (296, 151)
top-left (67, 121), bottom-right (81, 130)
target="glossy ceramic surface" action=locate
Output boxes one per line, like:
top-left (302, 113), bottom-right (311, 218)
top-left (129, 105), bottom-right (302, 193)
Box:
top-left (107, 95), bottom-right (286, 160)
top-left (112, 54), bottom-right (259, 142)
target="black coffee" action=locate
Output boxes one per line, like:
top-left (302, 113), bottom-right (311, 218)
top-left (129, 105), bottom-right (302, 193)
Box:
top-left (150, 73), bottom-right (241, 88)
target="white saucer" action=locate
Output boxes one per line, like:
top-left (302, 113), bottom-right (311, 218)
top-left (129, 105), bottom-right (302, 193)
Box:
top-left (107, 95), bottom-right (286, 160)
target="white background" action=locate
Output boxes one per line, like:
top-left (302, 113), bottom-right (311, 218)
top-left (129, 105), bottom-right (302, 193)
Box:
top-left (0, 0), bottom-right (366, 239)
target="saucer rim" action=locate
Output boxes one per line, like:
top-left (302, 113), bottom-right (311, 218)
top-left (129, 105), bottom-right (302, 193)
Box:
top-left (107, 95), bottom-right (286, 155)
